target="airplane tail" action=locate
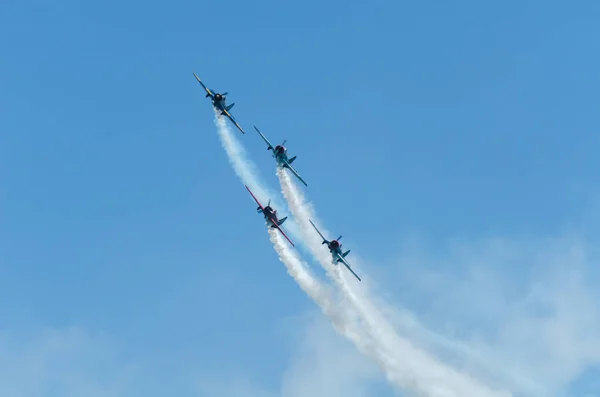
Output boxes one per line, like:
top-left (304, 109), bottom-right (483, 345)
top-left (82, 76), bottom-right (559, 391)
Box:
top-left (277, 216), bottom-right (288, 225)
top-left (226, 103), bottom-right (235, 111)
top-left (288, 156), bottom-right (297, 164)
top-left (342, 250), bottom-right (351, 258)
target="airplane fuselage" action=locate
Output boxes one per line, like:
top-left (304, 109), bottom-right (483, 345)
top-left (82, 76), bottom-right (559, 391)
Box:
top-left (273, 145), bottom-right (288, 165)
top-left (212, 94), bottom-right (227, 112)
top-left (328, 240), bottom-right (342, 255)
top-left (258, 204), bottom-right (288, 229)
top-left (262, 206), bottom-right (278, 225)
top-left (274, 145), bottom-right (286, 156)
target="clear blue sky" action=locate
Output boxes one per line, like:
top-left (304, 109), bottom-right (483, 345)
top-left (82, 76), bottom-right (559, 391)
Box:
top-left (1, 0), bottom-right (600, 396)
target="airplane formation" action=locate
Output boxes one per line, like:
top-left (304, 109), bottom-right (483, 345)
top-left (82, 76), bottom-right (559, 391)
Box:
top-left (194, 73), bottom-right (361, 282)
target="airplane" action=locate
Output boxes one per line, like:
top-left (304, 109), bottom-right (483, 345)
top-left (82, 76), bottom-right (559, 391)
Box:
top-left (308, 219), bottom-right (361, 282)
top-left (193, 73), bottom-right (245, 134)
top-left (253, 125), bottom-right (307, 187)
top-left (245, 185), bottom-right (295, 247)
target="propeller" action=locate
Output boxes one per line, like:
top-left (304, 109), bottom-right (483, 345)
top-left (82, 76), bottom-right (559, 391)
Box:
top-left (281, 140), bottom-right (287, 146)
top-left (222, 92), bottom-right (228, 96)
top-left (267, 199), bottom-right (271, 207)
top-left (337, 236), bottom-right (342, 241)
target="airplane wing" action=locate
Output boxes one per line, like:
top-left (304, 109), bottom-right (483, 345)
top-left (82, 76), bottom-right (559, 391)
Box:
top-left (270, 220), bottom-right (295, 247)
top-left (253, 125), bottom-right (275, 151)
top-left (308, 219), bottom-right (329, 244)
top-left (283, 161), bottom-right (308, 186)
top-left (193, 73), bottom-right (213, 97)
top-left (245, 185), bottom-right (265, 212)
top-left (222, 109), bottom-right (245, 134)
top-left (337, 255), bottom-right (362, 282)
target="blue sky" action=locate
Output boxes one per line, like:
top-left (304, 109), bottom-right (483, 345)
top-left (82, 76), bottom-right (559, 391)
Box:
top-left (1, 0), bottom-right (600, 396)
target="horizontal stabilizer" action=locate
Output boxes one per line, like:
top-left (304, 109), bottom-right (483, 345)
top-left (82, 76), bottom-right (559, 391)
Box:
top-left (277, 216), bottom-right (287, 225)
top-left (342, 250), bottom-right (351, 258)
top-left (288, 156), bottom-right (297, 164)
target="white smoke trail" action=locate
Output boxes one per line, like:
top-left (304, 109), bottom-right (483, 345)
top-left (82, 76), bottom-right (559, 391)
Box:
top-left (215, 111), bottom-right (366, 340)
top-left (276, 168), bottom-right (340, 278)
top-left (267, 227), bottom-right (356, 332)
top-left (213, 114), bottom-right (300, 238)
top-left (214, 113), bottom-right (364, 348)
top-left (214, 110), bottom-right (389, 383)
top-left (276, 168), bottom-right (513, 397)
top-left (268, 227), bottom-right (429, 395)
top-left (213, 113), bottom-right (511, 396)
top-left (214, 113), bottom-right (272, 202)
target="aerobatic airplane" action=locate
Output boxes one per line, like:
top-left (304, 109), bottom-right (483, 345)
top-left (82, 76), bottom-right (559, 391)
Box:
top-left (245, 185), bottom-right (295, 247)
top-left (193, 73), bottom-right (245, 134)
top-left (309, 219), bottom-right (361, 281)
top-left (253, 125), bottom-right (307, 186)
